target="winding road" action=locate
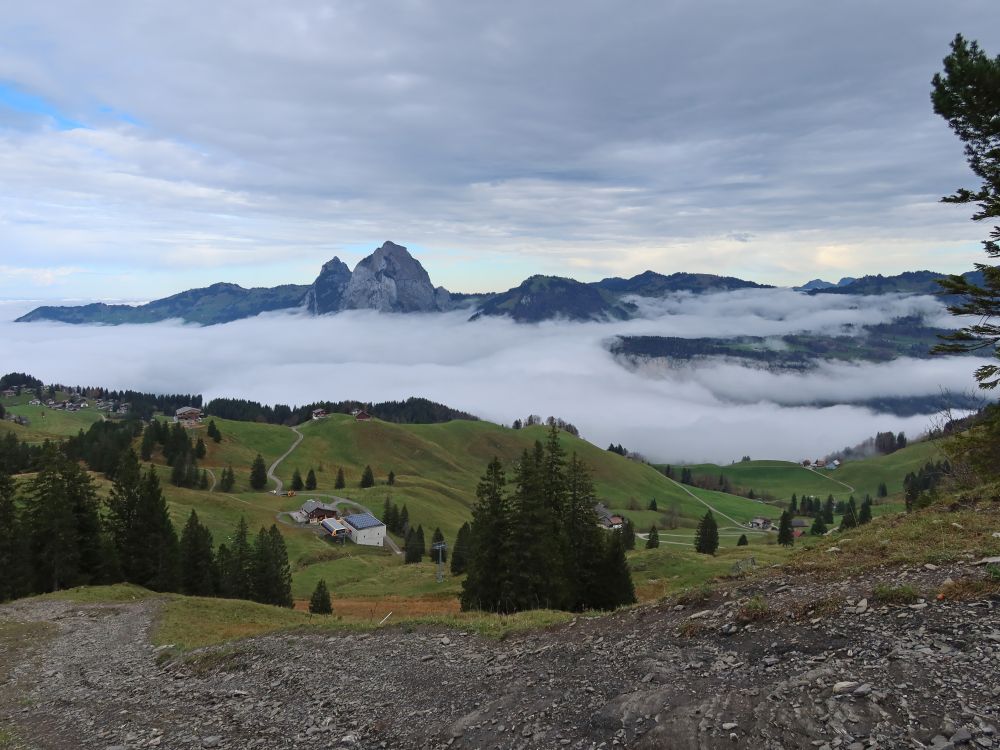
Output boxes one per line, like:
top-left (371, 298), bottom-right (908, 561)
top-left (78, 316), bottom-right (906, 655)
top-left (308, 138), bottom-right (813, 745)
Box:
top-left (266, 422), bottom-right (403, 556)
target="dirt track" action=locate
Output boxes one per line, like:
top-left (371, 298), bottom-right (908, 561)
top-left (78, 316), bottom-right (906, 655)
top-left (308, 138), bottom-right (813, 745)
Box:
top-left (1, 563), bottom-right (998, 750)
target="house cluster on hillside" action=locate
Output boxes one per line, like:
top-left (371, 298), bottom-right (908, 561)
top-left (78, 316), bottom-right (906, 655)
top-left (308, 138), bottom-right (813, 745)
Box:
top-left (174, 406), bottom-right (203, 426)
top-left (290, 500), bottom-right (386, 547)
top-left (802, 458), bottom-right (841, 469)
top-left (594, 503), bottom-right (624, 530)
top-left (748, 516), bottom-right (772, 530)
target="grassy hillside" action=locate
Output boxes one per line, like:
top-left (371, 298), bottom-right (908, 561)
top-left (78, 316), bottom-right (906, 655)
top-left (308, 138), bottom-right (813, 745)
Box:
top-left (681, 439), bottom-right (942, 504)
top-left (1, 398), bottom-right (103, 442)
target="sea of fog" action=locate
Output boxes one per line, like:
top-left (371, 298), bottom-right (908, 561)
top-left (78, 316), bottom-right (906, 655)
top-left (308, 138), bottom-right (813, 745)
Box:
top-left (0, 291), bottom-right (989, 464)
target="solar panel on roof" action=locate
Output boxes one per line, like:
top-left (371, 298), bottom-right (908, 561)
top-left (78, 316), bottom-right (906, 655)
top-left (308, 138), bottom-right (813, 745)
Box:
top-left (344, 513), bottom-right (384, 530)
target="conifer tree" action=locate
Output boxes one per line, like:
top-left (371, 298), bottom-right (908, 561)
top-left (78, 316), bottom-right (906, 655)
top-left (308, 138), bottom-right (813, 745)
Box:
top-left (450, 522), bottom-right (471, 575)
top-left (694, 510), bottom-right (719, 555)
top-left (309, 579), bottom-right (333, 614)
top-left (840, 497), bottom-right (860, 530)
top-left (387, 470), bottom-right (395, 486)
top-left (335, 467), bottom-right (346, 489)
top-left (594, 530), bottom-right (636, 610)
top-left (461, 458), bottom-right (513, 612)
top-left (399, 504), bottom-right (409, 534)
top-left (360, 465), bottom-right (375, 488)
top-left (27, 446), bottom-right (106, 592)
top-left (220, 466), bottom-right (235, 492)
top-left (305, 468), bottom-right (317, 490)
top-left (179, 510), bottom-right (217, 596)
top-left (135, 466), bottom-right (179, 591)
top-left (648, 498), bottom-right (658, 511)
top-left (0, 470), bottom-right (27, 601)
top-left (823, 496), bottom-right (835, 524)
top-left (777, 510), bottom-right (794, 546)
top-left (207, 419), bottom-right (222, 443)
top-left (560, 453), bottom-right (605, 610)
top-left (195, 437), bottom-right (207, 459)
top-left (621, 518), bottom-right (636, 550)
top-left (789, 494), bottom-right (798, 514)
top-left (404, 528), bottom-right (422, 564)
top-left (645, 526), bottom-right (659, 549)
top-left (224, 516), bottom-right (254, 600)
top-left (858, 497), bottom-right (873, 525)
top-left (140, 424), bottom-right (157, 461)
top-left (291, 468), bottom-right (304, 491)
top-left (877, 482), bottom-right (888, 498)
top-left (252, 525), bottom-right (293, 607)
top-left (810, 515), bottom-right (828, 536)
top-left (249, 454), bottom-right (267, 490)
top-left (737, 533), bottom-right (749, 546)
top-left (415, 525), bottom-right (426, 559)
top-left (198, 469), bottom-right (209, 490)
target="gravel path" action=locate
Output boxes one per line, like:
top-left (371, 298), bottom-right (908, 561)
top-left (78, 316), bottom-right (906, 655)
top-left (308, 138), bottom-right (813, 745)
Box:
top-left (2, 562), bottom-right (998, 749)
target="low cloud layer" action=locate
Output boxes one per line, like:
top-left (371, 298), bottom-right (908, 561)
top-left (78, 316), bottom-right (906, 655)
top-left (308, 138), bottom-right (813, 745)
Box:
top-left (1, 292), bottom-right (989, 464)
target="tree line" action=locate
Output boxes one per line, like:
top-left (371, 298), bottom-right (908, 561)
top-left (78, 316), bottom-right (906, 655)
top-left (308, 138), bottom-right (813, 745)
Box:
top-left (0, 448), bottom-right (292, 607)
top-left (460, 426), bottom-right (635, 614)
top-left (203, 396), bottom-right (477, 426)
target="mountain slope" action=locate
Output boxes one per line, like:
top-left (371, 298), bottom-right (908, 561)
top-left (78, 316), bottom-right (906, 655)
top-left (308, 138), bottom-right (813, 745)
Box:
top-left (814, 269), bottom-right (985, 296)
top-left (470, 275), bottom-right (635, 322)
top-left (595, 270), bottom-right (772, 295)
top-left (15, 283), bottom-right (309, 325)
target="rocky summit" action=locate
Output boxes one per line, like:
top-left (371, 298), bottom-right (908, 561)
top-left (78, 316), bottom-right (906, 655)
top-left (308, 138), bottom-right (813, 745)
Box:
top-left (304, 257), bottom-right (352, 315)
top-left (340, 241), bottom-right (451, 313)
top-left (1, 562), bottom-right (997, 749)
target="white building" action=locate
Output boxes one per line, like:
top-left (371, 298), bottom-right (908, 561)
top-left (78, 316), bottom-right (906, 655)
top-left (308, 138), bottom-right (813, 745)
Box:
top-left (342, 513), bottom-right (386, 547)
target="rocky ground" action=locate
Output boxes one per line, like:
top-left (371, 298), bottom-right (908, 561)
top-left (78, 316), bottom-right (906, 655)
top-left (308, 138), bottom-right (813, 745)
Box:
top-left (1, 562), bottom-right (998, 750)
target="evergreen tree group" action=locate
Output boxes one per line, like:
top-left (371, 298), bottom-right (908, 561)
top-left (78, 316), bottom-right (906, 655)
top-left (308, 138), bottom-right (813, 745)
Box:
top-left (219, 465), bottom-right (236, 492)
top-left (450, 522), bottom-right (471, 575)
top-left (460, 427), bottom-right (636, 613)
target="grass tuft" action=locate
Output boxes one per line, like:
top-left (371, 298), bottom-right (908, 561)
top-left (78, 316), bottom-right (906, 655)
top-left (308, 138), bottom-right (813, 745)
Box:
top-left (871, 583), bottom-right (920, 605)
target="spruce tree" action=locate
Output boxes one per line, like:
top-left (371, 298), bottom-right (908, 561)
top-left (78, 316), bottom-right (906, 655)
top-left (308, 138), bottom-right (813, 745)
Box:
top-left (135, 467), bottom-right (179, 591)
top-left (387, 470), bottom-right (395, 486)
top-left (224, 516), bottom-right (254, 600)
top-left (179, 510), bottom-right (217, 596)
top-left (335, 467), bottom-right (346, 489)
top-left (198, 469), bottom-right (209, 490)
top-left (399, 504), bottom-right (409, 534)
top-left (195, 437), bottom-right (207, 459)
top-left (810, 515), bottom-right (828, 536)
top-left (595, 530), bottom-right (636, 610)
top-left (789, 494), bottom-right (798, 514)
top-left (694, 511), bottom-right (719, 555)
top-left (645, 526), bottom-right (659, 549)
top-left (858, 497), bottom-right (873, 525)
top-left (737, 533), bottom-right (749, 546)
top-left (777, 510), bottom-right (794, 547)
top-left (648, 498), bottom-right (658, 511)
top-left (251, 525), bottom-right (293, 607)
top-left (360, 465), bottom-right (375, 488)
top-left (404, 529), bottom-right (422, 564)
top-left (0, 470), bottom-right (26, 601)
top-left (291, 468), bottom-right (304, 491)
top-left (461, 458), bottom-right (513, 612)
top-left (305, 468), bottom-right (317, 490)
top-left (220, 466), bottom-right (235, 492)
top-left (250, 454), bottom-right (267, 490)
top-left (207, 419), bottom-right (222, 443)
top-left (823, 496), bottom-right (835, 524)
top-left (561, 453), bottom-right (606, 611)
top-left (840, 497), bottom-right (860, 530)
top-left (309, 579), bottom-right (333, 614)
top-left (621, 518), bottom-right (636, 550)
top-left (415, 525), bottom-right (426, 560)
top-left (450, 522), bottom-right (471, 575)
top-left (140, 424), bottom-right (157, 461)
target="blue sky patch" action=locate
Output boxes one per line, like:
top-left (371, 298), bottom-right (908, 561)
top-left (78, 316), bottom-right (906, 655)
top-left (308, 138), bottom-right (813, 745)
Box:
top-left (0, 82), bottom-right (85, 130)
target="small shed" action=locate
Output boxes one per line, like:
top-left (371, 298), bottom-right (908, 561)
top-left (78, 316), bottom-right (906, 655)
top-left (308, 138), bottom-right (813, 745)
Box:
top-left (311, 408), bottom-right (328, 420)
top-left (354, 409), bottom-right (372, 422)
top-left (342, 513), bottom-right (386, 546)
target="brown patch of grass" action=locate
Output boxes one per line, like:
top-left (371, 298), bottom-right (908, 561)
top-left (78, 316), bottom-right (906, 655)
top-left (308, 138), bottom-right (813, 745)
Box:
top-left (674, 584), bottom-right (714, 606)
top-left (939, 577), bottom-right (1000, 601)
top-left (677, 620), bottom-right (704, 638)
top-left (790, 596), bottom-right (843, 620)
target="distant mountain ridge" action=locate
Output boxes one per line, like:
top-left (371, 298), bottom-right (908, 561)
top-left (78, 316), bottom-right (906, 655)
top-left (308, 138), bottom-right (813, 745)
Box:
top-left (13, 241), bottom-right (982, 325)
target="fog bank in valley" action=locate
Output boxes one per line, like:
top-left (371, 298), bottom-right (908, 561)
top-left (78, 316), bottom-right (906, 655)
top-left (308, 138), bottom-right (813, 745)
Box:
top-left (0, 291), bottom-right (988, 463)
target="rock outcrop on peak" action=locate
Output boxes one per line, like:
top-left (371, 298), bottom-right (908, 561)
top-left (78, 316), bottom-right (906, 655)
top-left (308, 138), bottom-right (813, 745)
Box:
top-left (303, 256), bottom-right (352, 315)
top-left (341, 241), bottom-right (449, 313)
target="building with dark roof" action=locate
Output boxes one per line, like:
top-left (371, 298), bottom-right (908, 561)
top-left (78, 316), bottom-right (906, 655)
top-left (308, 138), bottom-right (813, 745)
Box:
top-left (342, 512), bottom-right (386, 546)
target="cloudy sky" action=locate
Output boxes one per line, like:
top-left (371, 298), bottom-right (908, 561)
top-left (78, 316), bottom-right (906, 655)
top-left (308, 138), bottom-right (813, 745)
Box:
top-left (2, 1), bottom-right (999, 301)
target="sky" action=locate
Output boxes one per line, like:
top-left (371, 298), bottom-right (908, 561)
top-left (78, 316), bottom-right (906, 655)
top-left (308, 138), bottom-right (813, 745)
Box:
top-left (0, 292), bottom-right (989, 463)
top-left (1, 1), bottom-right (999, 301)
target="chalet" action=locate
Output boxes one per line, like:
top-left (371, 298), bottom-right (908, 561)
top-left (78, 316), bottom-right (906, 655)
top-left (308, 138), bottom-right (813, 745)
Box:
top-left (175, 406), bottom-right (202, 422)
top-left (814, 459), bottom-right (826, 468)
top-left (749, 517), bottom-right (772, 530)
top-left (594, 503), bottom-right (624, 530)
top-left (342, 513), bottom-right (386, 546)
top-left (354, 409), bottom-right (372, 422)
top-left (0, 389), bottom-right (15, 398)
top-left (300, 500), bottom-right (338, 523)
top-left (311, 408), bottom-right (328, 420)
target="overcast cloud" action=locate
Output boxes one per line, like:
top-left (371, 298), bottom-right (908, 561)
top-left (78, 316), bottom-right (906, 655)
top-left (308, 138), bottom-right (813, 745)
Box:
top-left (1, 1), bottom-right (999, 300)
top-left (1, 292), bottom-right (988, 463)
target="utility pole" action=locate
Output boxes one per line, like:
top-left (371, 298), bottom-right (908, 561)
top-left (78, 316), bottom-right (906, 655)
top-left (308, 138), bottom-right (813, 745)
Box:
top-left (432, 541), bottom-right (447, 583)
